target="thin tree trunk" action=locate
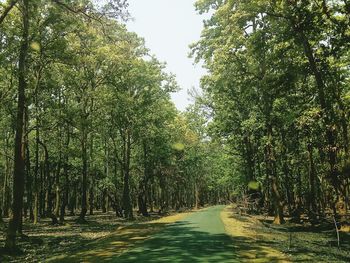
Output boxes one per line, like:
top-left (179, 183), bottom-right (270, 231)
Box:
top-left (88, 133), bottom-right (94, 216)
top-left (60, 128), bottom-right (70, 222)
top-left (122, 129), bottom-right (133, 219)
top-left (138, 142), bottom-right (149, 216)
top-left (34, 79), bottom-right (41, 222)
top-left (39, 140), bottom-right (51, 218)
top-left (101, 189), bottom-right (107, 213)
top-left (195, 182), bottom-right (199, 210)
top-left (3, 134), bottom-right (11, 218)
top-left (89, 185), bottom-right (94, 215)
top-left (266, 123), bottom-right (284, 224)
top-left (53, 162), bottom-right (61, 221)
top-left (102, 137), bottom-right (109, 213)
top-left (307, 142), bottom-right (317, 215)
top-left (79, 126), bottom-right (88, 222)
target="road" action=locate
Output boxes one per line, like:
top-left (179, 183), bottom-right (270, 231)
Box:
top-left (114, 206), bottom-right (239, 262)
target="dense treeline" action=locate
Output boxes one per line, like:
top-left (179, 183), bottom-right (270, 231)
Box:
top-left (0, 0), bottom-right (232, 250)
top-left (193, 0), bottom-right (350, 224)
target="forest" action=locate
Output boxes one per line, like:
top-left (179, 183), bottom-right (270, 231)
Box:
top-left (192, 0), bottom-right (350, 224)
top-left (0, 0), bottom-right (349, 262)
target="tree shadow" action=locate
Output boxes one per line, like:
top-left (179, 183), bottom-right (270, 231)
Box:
top-left (243, 214), bottom-right (350, 262)
top-left (65, 221), bottom-right (281, 262)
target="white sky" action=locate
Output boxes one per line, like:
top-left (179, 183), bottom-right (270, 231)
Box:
top-left (126, 0), bottom-right (206, 111)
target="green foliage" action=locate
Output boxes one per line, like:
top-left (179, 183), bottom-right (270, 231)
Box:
top-left (0, 0), bottom-right (233, 231)
top-left (192, 0), bottom-right (350, 219)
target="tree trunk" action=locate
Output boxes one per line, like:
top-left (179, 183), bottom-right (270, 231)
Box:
top-left (39, 141), bottom-right (51, 218)
top-left (39, 163), bottom-right (45, 217)
top-left (54, 121), bottom-right (62, 220)
top-left (89, 185), bottom-right (94, 215)
top-left (88, 134), bottom-right (94, 216)
top-left (266, 124), bottom-right (284, 224)
top-left (150, 179), bottom-right (155, 213)
top-left (307, 142), bottom-right (317, 215)
top-left (59, 158), bottom-right (69, 222)
top-left (59, 126), bottom-right (70, 222)
top-left (138, 180), bottom-right (148, 217)
top-left (281, 133), bottom-right (292, 215)
top-left (5, 0), bottom-right (29, 249)
top-left (122, 129), bottom-right (133, 219)
top-left (292, 18), bottom-right (339, 198)
top-left (3, 136), bottom-right (11, 218)
top-left (24, 106), bottom-right (32, 220)
top-left (53, 160), bottom-right (61, 220)
top-left (138, 142), bottom-right (149, 216)
top-left (101, 189), bottom-right (107, 213)
top-left (194, 182), bottom-right (199, 210)
top-left (79, 126), bottom-right (88, 222)
top-left (69, 183), bottom-right (76, 216)
top-left (101, 137), bottom-right (109, 214)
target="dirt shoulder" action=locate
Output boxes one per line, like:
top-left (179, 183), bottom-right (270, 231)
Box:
top-left (0, 210), bottom-right (193, 263)
top-left (46, 211), bottom-right (192, 263)
top-left (221, 204), bottom-right (350, 263)
top-left (221, 205), bottom-right (290, 263)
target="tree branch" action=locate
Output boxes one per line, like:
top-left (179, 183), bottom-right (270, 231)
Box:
top-left (0, 0), bottom-right (18, 25)
top-left (51, 0), bottom-right (100, 22)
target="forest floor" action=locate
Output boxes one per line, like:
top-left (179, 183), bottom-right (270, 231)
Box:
top-left (0, 210), bottom-right (192, 263)
top-left (222, 205), bottom-right (350, 262)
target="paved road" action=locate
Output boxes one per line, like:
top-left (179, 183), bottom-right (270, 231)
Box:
top-left (114, 206), bottom-right (239, 262)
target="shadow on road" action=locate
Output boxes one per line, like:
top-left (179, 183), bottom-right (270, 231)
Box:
top-left (114, 220), bottom-right (283, 263)
top-left (49, 207), bottom-right (287, 263)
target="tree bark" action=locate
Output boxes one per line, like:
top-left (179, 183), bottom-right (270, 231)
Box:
top-left (138, 142), bottom-right (150, 216)
top-left (5, 0), bottom-right (29, 249)
top-left (59, 124), bottom-right (70, 222)
top-left (307, 142), bottom-right (317, 215)
top-left (3, 133), bottom-right (11, 218)
top-left (122, 129), bottom-right (133, 219)
top-left (79, 127), bottom-right (88, 222)
top-left (266, 123), bottom-right (284, 224)
top-left (38, 140), bottom-right (51, 218)
top-left (53, 162), bottom-right (61, 220)
top-left (194, 182), bottom-right (199, 210)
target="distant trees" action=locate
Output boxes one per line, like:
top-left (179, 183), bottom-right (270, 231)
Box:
top-left (193, 0), bottom-right (350, 223)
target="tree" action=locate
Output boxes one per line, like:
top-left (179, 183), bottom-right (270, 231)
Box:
top-left (5, 0), bottom-right (29, 250)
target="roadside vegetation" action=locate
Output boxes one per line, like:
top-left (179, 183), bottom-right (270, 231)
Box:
top-left (222, 205), bottom-right (350, 262)
top-left (1, 210), bottom-right (192, 262)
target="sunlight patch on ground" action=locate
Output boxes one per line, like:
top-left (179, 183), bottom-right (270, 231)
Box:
top-left (221, 205), bottom-right (291, 263)
top-left (47, 211), bottom-right (193, 263)
top-left (150, 212), bottom-right (191, 224)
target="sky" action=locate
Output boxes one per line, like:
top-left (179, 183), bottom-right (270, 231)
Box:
top-left (126, 0), bottom-right (206, 111)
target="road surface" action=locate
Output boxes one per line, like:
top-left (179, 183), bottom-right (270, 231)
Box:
top-left (114, 205), bottom-right (239, 262)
